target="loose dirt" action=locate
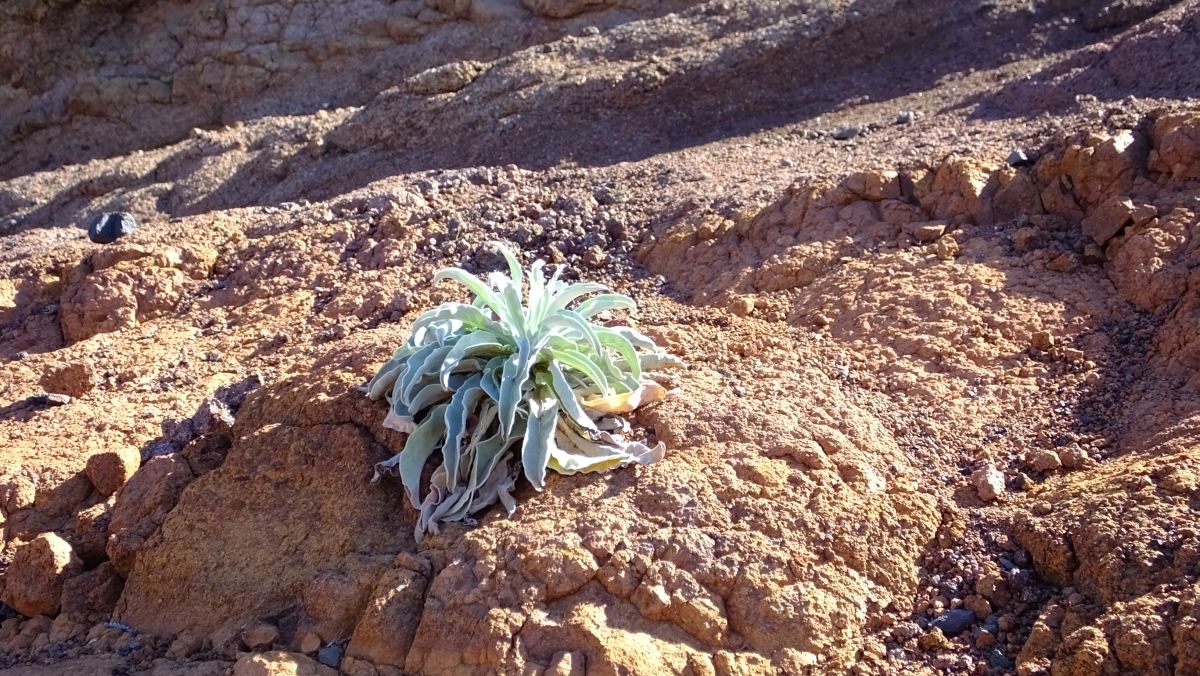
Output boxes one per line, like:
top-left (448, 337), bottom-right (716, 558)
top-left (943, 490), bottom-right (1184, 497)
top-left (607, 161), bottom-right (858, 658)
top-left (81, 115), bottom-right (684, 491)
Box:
top-left (2, 0), bottom-right (1200, 674)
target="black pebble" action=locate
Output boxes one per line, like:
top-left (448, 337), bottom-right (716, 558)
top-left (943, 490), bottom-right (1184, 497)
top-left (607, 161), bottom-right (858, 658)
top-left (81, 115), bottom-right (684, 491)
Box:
top-left (1007, 149), bottom-right (1034, 167)
top-left (931, 608), bottom-right (975, 636)
top-left (987, 648), bottom-right (1015, 669)
top-left (317, 643), bottom-right (344, 668)
top-left (87, 212), bottom-right (138, 244)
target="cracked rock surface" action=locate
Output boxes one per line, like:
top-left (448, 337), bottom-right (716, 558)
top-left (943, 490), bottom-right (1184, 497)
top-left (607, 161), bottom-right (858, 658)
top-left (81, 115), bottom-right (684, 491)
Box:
top-left (2, 0), bottom-right (1200, 674)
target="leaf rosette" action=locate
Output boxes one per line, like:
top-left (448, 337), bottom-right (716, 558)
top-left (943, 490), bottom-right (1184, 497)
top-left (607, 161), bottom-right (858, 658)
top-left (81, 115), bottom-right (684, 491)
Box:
top-left (366, 243), bottom-right (682, 539)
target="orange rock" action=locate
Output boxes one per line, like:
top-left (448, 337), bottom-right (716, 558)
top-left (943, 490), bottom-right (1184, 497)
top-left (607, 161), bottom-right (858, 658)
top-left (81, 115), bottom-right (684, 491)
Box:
top-left (1149, 113), bottom-right (1200, 180)
top-left (346, 558), bottom-right (430, 669)
top-left (232, 651), bottom-right (336, 676)
top-left (115, 378), bottom-right (411, 638)
top-left (241, 622), bottom-right (281, 651)
top-left (59, 561), bottom-right (123, 617)
top-left (1081, 196), bottom-right (1134, 245)
top-left (106, 454), bottom-right (195, 576)
top-left (1, 533), bottom-right (82, 617)
top-left (85, 446), bottom-right (141, 497)
top-left (61, 497), bottom-right (112, 565)
top-left (38, 361), bottom-right (97, 399)
top-left (1056, 130), bottom-right (1147, 207)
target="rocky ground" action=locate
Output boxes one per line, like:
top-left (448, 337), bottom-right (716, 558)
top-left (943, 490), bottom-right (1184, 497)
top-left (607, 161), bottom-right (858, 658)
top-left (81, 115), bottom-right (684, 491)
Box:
top-left (2, 0), bottom-right (1200, 673)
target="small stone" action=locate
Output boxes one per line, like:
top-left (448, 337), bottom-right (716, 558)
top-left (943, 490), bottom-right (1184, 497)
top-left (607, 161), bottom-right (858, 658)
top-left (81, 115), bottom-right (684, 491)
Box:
top-left (1007, 149), bottom-right (1034, 167)
top-left (1081, 197), bottom-right (1134, 245)
top-left (167, 631), bottom-right (206, 659)
top-left (1130, 203), bottom-right (1157, 225)
top-left (729, 296), bottom-right (755, 316)
top-left (44, 393), bottom-right (72, 406)
top-left (85, 446), bottom-right (142, 497)
top-left (1046, 252), bottom-right (1080, 272)
top-left (297, 631), bottom-right (322, 654)
top-left (241, 622), bottom-right (280, 651)
top-left (934, 237), bottom-right (959, 260)
top-left (1083, 242), bottom-right (1105, 264)
top-left (998, 614), bottom-right (1016, 632)
top-left (894, 111), bottom-right (918, 125)
top-left (1028, 449), bottom-right (1062, 472)
top-left (987, 648), bottom-right (1014, 669)
top-left (1059, 444), bottom-right (1091, 469)
top-left (1012, 226), bottom-right (1042, 253)
top-left (918, 628), bottom-right (954, 652)
top-left (976, 629), bottom-right (997, 648)
top-left (910, 222), bottom-right (946, 243)
top-left (1, 533), bottom-right (83, 616)
top-left (1031, 330), bottom-right (1055, 351)
top-left (582, 246), bottom-right (606, 267)
top-left (317, 642), bottom-right (344, 668)
top-left (981, 615), bottom-right (1000, 634)
top-left (971, 465), bottom-right (1006, 503)
top-left (86, 212), bottom-right (138, 244)
top-left (833, 126), bottom-right (864, 140)
top-left (892, 621), bottom-right (922, 641)
top-left (964, 595), bottom-right (993, 619)
top-left (39, 362), bottom-right (96, 399)
top-left (1062, 347), bottom-right (1086, 363)
top-left (931, 608), bottom-right (975, 637)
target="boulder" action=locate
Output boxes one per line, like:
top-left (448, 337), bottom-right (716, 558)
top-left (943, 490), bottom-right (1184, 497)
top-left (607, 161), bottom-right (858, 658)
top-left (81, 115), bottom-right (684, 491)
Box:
top-left (59, 562), bottom-right (124, 617)
top-left (85, 446), bottom-right (141, 497)
top-left (1149, 113), bottom-right (1200, 180)
top-left (1, 533), bottom-right (83, 617)
top-left (64, 497), bottom-right (115, 564)
top-left (106, 454), bottom-right (195, 576)
top-left (241, 622), bottom-right (281, 651)
top-left (114, 369), bottom-right (412, 637)
top-left (345, 555), bottom-right (431, 669)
